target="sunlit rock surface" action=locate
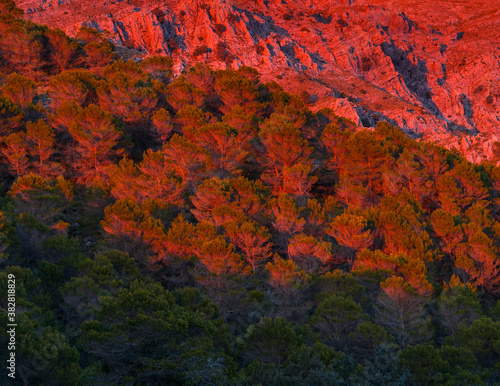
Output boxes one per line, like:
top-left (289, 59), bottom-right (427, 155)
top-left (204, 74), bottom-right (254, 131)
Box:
top-left (16, 0), bottom-right (500, 161)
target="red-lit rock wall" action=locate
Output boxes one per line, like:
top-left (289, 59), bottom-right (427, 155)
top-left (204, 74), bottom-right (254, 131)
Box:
top-left (15, 0), bottom-right (500, 161)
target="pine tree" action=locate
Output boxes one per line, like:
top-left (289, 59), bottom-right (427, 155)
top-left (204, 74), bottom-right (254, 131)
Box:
top-left (270, 193), bottom-right (306, 250)
top-left (224, 220), bottom-right (272, 271)
top-left (288, 233), bottom-right (332, 273)
top-left (48, 70), bottom-right (97, 109)
top-left (266, 255), bottom-right (308, 304)
top-left (2, 131), bottom-right (28, 177)
top-left (151, 108), bottom-right (173, 143)
top-left (166, 76), bottom-right (205, 110)
top-left (2, 73), bottom-right (37, 108)
top-left (0, 20), bottom-right (43, 76)
top-left (214, 70), bottom-right (259, 115)
top-left (375, 276), bottom-right (432, 347)
top-left (46, 28), bottom-right (83, 72)
top-left (194, 236), bottom-right (248, 289)
top-left (327, 213), bottom-right (373, 264)
top-left (137, 149), bottom-right (183, 207)
top-left (107, 157), bottom-right (142, 201)
top-left (185, 122), bottom-right (248, 178)
top-left (68, 104), bottom-right (123, 186)
top-left (190, 178), bottom-right (232, 223)
top-left (259, 114), bottom-right (314, 194)
top-left (26, 120), bottom-right (60, 177)
top-left (141, 55), bottom-right (173, 83)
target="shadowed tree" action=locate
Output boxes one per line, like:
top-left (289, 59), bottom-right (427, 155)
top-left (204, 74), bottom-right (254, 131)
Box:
top-left (0, 96), bottom-right (24, 137)
top-left (310, 294), bottom-right (366, 350)
top-left (375, 276), bottom-right (432, 347)
top-left (46, 28), bottom-right (83, 72)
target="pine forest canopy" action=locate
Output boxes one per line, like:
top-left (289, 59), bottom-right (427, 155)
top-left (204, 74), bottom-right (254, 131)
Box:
top-left (0, 1), bottom-right (499, 384)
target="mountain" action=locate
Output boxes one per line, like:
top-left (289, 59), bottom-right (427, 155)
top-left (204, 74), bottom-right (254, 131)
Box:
top-left (15, 0), bottom-right (500, 161)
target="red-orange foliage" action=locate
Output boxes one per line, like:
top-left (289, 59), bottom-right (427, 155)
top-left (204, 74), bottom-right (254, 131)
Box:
top-left (266, 255), bottom-right (308, 302)
top-left (321, 123), bottom-right (351, 172)
top-left (288, 233), bottom-right (332, 273)
top-left (328, 213), bottom-right (373, 253)
top-left (354, 249), bottom-right (432, 296)
top-left (0, 21), bottom-right (43, 76)
top-left (108, 158), bottom-right (142, 201)
top-left (2, 132), bottom-right (28, 177)
top-left (50, 102), bottom-right (81, 133)
top-left (454, 228), bottom-right (500, 293)
top-left (166, 77), bottom-right (205, 110)
top-left (48, 70), bottom-right (97, 109)
top-left (102, 199), bottom-right (168, 262)
top-left (137, 150), bottom-right (183, 207)
top-left (270, 193), bottom-right (306, 241)
top-left (224, 220), bottom-right (272, 271)
top-left (194, 236), bottom-right (248, 289)
top-left (436, 161), bottom-right (488, 215)
top-left (151, 108), bottom-right (173, 143)
top-left (185, 122), bottom-right (248, 178)
top-left (1, 73), bottom-right (37, 108)
top-left (164, 214), bottom-right (196, 259)
top-left (68, 104), bottom-right (123, 186)
top-left (338, 130), bottom-right (394, 198)
top-left (214, 71), bottom-right (259, 115)
top-left (26, 120), bottom-right (60, 177)
top-left (191, 178), bottom-right (232, 223)
top-left (84, 41), bottom-right (115, 69)
top-left (259, 114), bottom-right (314, 195)
top-left (335, 178), bottom-right (370, 209)
top-left (98, 61), bottom-right (157, 123)
top-left (46, 28), bottom-right (82, 72)
top-left (162, 134), bottom-right (208, 190)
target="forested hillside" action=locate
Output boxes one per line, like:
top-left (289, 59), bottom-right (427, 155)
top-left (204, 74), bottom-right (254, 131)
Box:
top-left (0, 1), bottom-right (499, 384)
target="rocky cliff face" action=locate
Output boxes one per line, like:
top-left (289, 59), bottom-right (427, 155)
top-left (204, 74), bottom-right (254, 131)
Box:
top-left (15, 0), bottom-right (500, 161)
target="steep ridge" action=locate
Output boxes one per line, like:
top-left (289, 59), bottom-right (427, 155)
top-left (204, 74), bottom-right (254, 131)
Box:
top-left (15, 0), bottom-right (500, 161)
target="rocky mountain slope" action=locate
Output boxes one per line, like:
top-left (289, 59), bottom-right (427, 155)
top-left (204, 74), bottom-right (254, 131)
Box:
top-left (15, 0), bottom-right (500, 161)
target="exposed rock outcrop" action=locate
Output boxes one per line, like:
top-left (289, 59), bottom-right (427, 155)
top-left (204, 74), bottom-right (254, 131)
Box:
top-left (15, 0), bottom-right (500, 161)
